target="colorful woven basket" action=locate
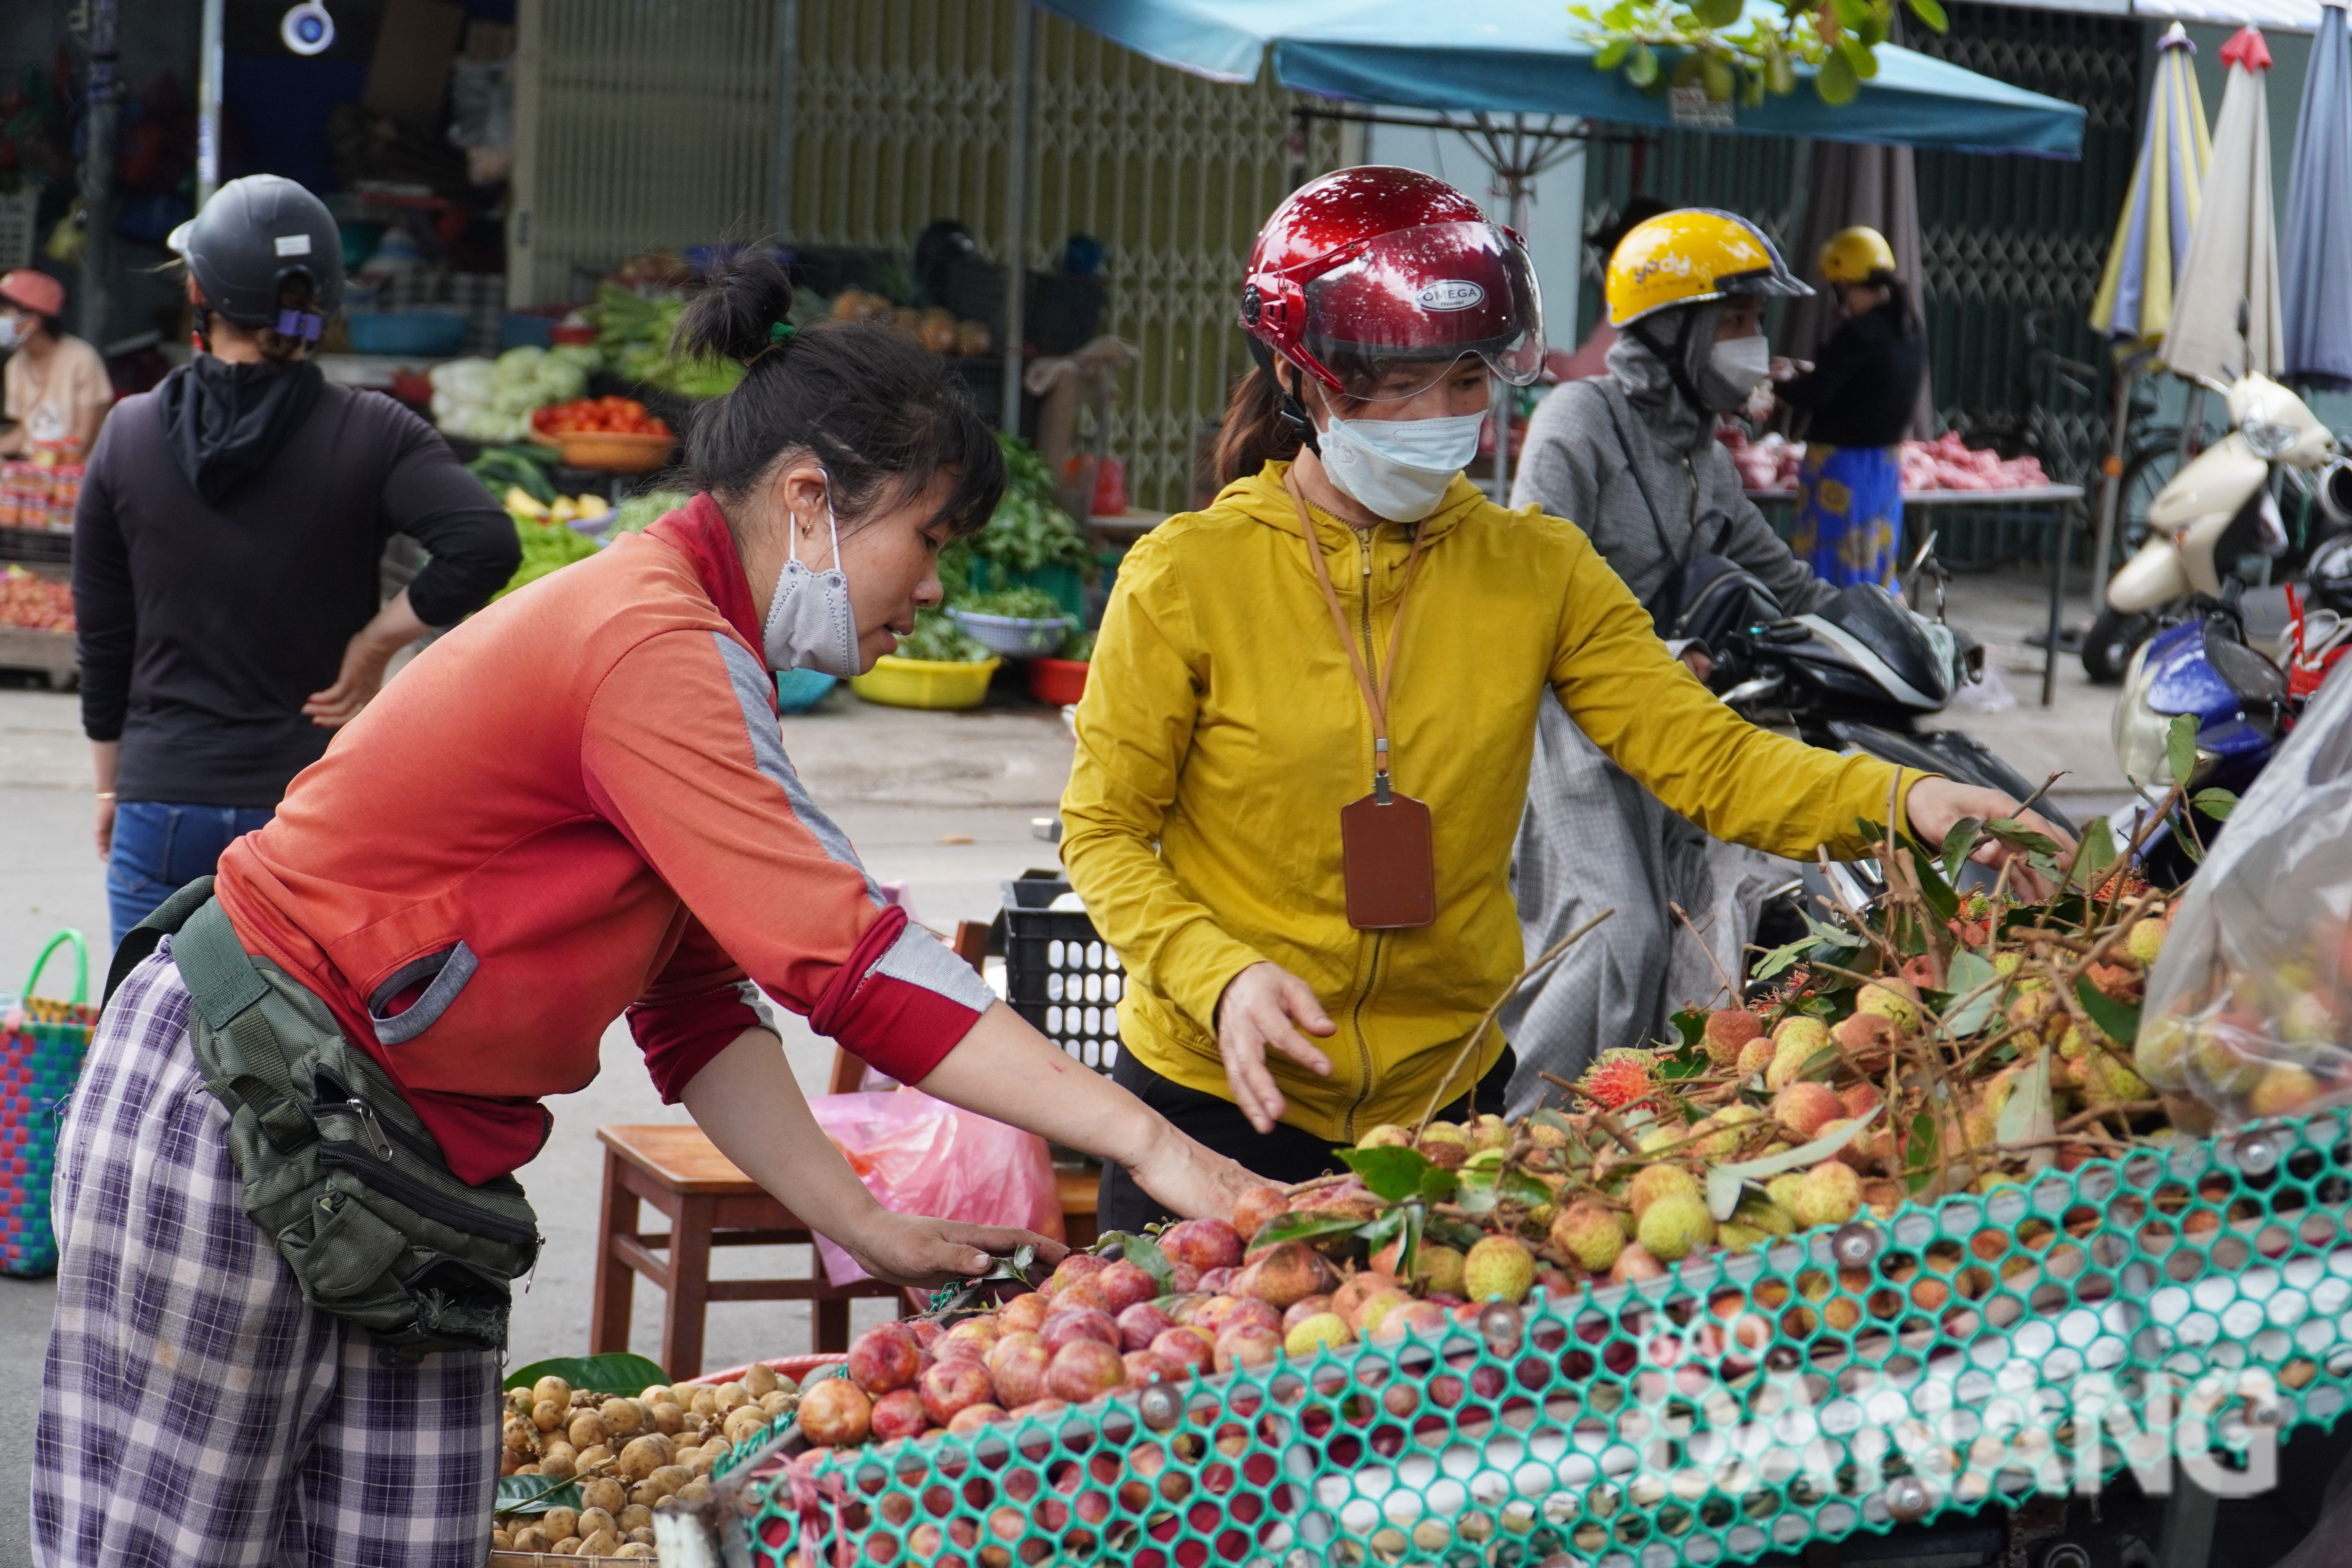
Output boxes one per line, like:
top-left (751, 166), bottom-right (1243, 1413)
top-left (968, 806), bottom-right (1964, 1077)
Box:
top-left (0, 930), bottom-right (95, 1277)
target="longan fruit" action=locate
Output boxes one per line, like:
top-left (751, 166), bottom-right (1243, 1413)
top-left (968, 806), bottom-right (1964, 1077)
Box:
top-left (742, 1362), bottom-right (779, 1398)
top-left (503, 1416), bottom-right (538, 1453)
top-left (713, 1381), bottom-right (750, 1416)
top-left (632, 1479), bottom-right (665, 1508)
top-left (499, 1450), bottom-right (524, 1477)
top-left (576, 1444), bottom-right (614, 1473)
top-left (491, 1530), bottom-right (512, 1551)
top-left (540, 1505), bottom-right (580, 1542)
top-left (576, 1506), bottom-right (618, 1540)
top-left (759, 1389), bottom-right (793, 1416)
top-left (537, 1448), bottom-right (577, 1481)
top-left (616, 1547), bottom-right (657, 1560)
top-left (640, 1384), bottom-right (675, 1407)
top-left (532, 1376), bottom-right (573, 1409)
top-left (618, 1435), bottom-right (668, 1482)
top-left (648, 1464), bottom-right (693, 1495)
top-left (581, 1478), bottom-right (628, 1515)
top-left (508, 1388), bottom-right (534, 1416)
top-left (548, 1539), bottom-right (580, 1557)
top-left (677, 1476), bottom-right (710, 1504)
top-left (628, 1526), bottom-right (656, 1546)
top-left (579, 1528), bottom-right (621, 1557)
top-left (688, 1387), bottom-right (720, 1419)
top-left (511, 1525), bottom-right (552, 1552)
top-left (514, 1463), bottom-right (541, 1475)
top-left (568, 1411), bottom-right (605, 1449)
top-left (532, 1398), bottom-right (566, 1432)
top-left (650, 1401), bottom-right (686, 1436)
top-left (677, 1448), bottom-right (715, 1477)
top-left (599, 1397), bottom-right (645, 1439)
top-left (617, 1503), bottom-right (653, 1532)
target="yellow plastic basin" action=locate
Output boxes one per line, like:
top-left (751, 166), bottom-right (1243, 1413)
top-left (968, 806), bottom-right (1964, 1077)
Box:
top-left (849, 654), bottom-right (1001, 710)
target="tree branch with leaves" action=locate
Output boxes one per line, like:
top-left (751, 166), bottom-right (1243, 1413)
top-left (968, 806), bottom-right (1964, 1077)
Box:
top-left (1572, 0), bottom-right (1949, 108)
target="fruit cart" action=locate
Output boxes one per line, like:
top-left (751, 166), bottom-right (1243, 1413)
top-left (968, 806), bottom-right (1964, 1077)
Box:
top-left (657, 1117), bottom-right (2343, 1568)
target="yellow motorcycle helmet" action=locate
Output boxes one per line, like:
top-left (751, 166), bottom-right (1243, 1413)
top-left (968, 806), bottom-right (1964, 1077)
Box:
top-left (1604, 208), bottom-right (1811, 328)
top-left (1818, 225), bottom-right (1898, 285)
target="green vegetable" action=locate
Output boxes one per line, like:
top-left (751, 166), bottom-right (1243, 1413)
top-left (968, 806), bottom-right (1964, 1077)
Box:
top-left (970, 435), bottom-right (1091, 575)
top-left (467, 446), bottom-right (557, 506)
top-left (611, 488), bottom-right (695, 534)
top-left (894, 608), bottom-right (993, 663)
top-left (958, 586), bottom-right (1067, 621)
top-left (1057, 628), bottom-right (1095, 662)
top-left (497, 519), bottom-right (601, 600)
top-left (588, 282), bottom-right (744, 399)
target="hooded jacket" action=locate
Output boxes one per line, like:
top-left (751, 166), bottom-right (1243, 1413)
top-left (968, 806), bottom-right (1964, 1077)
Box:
top-left (1060, 461), bottom-right (1918, 1143)
top-left (1512, 314), bottom-right (1837, 617)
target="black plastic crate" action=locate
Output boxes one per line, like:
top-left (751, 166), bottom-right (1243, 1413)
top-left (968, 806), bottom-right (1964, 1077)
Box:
top-left (1001, 877), bottom-right (1124, 1074)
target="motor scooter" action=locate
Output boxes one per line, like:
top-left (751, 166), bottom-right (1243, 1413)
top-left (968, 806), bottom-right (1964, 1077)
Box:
top-left (2085, 372), bottom-right (2347, 682)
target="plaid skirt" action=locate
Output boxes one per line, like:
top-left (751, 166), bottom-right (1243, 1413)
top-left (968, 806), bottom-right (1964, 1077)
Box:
top-left (33, 942), bottom-right (501, 1568)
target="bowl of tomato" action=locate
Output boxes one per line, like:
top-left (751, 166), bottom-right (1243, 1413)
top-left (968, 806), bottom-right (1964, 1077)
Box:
top-left (530, 397), bottom-right (679, 473)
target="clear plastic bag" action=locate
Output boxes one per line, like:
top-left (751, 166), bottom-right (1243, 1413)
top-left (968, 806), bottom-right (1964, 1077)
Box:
top-left (806, 1089), bottom-right (1063, 1286)
top-left (2138, 664), bottom-right (2352, 1125)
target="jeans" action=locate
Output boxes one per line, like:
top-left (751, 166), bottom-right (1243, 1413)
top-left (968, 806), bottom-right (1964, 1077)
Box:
top-left (105, 801), bottom-right (276, 949)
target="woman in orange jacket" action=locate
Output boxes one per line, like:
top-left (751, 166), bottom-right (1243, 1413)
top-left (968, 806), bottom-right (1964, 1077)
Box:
top-left (1061, 168), bottom-right (2069, 1232)
top-left (37, 253), bottom-right (1253, 1567)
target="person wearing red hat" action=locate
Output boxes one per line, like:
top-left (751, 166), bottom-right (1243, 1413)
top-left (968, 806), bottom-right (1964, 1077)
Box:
top-left (1060, 167), bottom-right (2071, 1231)
top-left (0, 268), bottom-right (111, 462)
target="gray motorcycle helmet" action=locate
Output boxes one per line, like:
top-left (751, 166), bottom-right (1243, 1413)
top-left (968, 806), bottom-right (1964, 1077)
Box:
top-left (167, 174), bottom-right (344, 338)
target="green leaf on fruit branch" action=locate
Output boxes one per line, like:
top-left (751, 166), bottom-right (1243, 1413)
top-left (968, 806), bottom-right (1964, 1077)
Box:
top-left (2191, 788), bottom-right (2238, 821)
top-left (1336, 1144), bottom-right (1435, 1203)
top-left (1904, 1110), bottom-right (1941, 1193)
top-left (1939, 817), bottom-right (1982, 884)
top-left (2075, 975), bottom-right (2142, 1047)
top-left (496, 1475), bottom-right (584, 1517)
top-left (2167, 713), bottom-right (2200, 789)
top-left (1704, 1106), bottom-right (1880, 1220)
top-left (1939, 950), bottom-right (2000, 1038)
top-left (1249, 1210), bottom-right (1368, 1250)
top-left (1114, 1231), bottom-right (1174, 1286)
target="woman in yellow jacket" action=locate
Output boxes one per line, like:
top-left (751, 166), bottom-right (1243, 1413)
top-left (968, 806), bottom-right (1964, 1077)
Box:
top-left (1063, 169), bottom-right (2066, 1229)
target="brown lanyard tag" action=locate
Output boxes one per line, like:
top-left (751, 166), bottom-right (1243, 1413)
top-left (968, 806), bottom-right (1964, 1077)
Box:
top-left (1339, 789), bottom-right (1436, 929)
top-left (1286, 472), bottom-right (1437, 931)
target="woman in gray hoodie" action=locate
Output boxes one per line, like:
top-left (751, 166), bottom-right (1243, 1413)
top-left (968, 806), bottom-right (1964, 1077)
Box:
top-left (1502, 208), bottom-right (1836, 1108)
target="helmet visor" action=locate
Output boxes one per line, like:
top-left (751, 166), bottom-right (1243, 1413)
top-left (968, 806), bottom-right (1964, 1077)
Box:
top-left (1298, 222), bottom-right (1544, 401)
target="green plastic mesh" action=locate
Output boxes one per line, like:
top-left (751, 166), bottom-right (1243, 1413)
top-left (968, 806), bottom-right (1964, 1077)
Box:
top-left (736, 1111), bottom-right (2352, 1566)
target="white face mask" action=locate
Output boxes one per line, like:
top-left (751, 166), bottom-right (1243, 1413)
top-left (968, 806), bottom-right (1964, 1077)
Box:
top-left (1316, 410), bottom-right (1486, 523)
top-left (1706, 334), bottom-right (1773, 404)
top-left (0, 316), bottom-right (31, 350)
top-left (762, 479), bottom-right (862, 678)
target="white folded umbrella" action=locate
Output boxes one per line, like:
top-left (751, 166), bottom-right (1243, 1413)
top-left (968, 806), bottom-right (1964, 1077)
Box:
top-left (2166, 27), bottom-right (2286, 380)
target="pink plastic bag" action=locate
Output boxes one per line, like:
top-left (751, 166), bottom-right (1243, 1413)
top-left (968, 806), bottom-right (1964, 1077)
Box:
top-left (806, 1089), bottom-right (1063, 1286)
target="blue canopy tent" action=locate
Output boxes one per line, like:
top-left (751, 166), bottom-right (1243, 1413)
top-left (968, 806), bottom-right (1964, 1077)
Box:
top-left (1018, 0), bottom-right (2086, 495)
top-left (1031, 0), bottom-right (2087, 158)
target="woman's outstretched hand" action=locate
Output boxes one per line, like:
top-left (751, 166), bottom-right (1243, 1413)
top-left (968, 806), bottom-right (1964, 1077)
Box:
top-left (845, 1212), bottom-right (1067, 1289)
top-left (1215, 962), bottom-right (1336, 1134)
top-left (1904, 777), bottom-right (2077, 901)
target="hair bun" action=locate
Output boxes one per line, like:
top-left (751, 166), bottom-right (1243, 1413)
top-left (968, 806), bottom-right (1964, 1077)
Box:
top-left (673, 249), bottom-right (795, 367)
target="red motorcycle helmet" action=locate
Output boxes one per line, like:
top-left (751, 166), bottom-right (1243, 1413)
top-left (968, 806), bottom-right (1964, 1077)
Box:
top-left (1240, 166), bottom-right (1544, 403)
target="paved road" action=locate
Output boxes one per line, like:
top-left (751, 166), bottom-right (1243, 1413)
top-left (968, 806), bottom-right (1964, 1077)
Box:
top-left (0, 563), bottom-right (2139, 1557)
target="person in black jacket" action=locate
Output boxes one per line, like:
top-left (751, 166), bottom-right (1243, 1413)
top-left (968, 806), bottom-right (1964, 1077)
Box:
top-left (1775, 225), bottom-right (1927, 588)
top-left (72, 175), bottom-right (518, 946)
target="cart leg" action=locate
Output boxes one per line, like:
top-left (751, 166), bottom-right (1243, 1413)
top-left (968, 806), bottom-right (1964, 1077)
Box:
top-left (2043, 499), bottom-right (2074, 707)
top-left (2156, 1474), bottom-right (2215, 1568)
top-left (816, 1296), bottom-right (851, 1354)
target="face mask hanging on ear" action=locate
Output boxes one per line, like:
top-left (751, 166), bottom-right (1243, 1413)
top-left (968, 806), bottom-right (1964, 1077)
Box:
top-left (763, 476), bottom-right (862, 678)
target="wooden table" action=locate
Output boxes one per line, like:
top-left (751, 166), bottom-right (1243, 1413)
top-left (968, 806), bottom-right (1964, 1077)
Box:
top-left (592, 1123), bottom-right (906, 1379)
top-left (593, 1122), bottom-right (1103, 1378)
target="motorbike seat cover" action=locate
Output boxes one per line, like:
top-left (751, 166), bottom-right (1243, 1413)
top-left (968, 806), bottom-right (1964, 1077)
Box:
top-left (1820, 585), bottom-right (1951, 702)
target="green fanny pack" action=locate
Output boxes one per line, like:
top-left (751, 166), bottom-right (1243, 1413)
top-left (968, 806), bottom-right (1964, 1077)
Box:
top-left (108, 877), bottom-right (540, 1360)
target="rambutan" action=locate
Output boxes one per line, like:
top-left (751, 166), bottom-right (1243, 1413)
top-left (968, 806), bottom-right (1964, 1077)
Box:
top-left (1578, 1048), bottom-right (1660, 1111)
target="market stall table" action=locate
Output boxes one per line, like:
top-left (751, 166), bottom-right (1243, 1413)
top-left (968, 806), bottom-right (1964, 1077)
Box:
top-left (1744, 483), bottom-right (2088, 704)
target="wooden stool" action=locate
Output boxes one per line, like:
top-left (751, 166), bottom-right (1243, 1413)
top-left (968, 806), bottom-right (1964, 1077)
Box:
top-left (591, 1122), bottom-right (905, 1377)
